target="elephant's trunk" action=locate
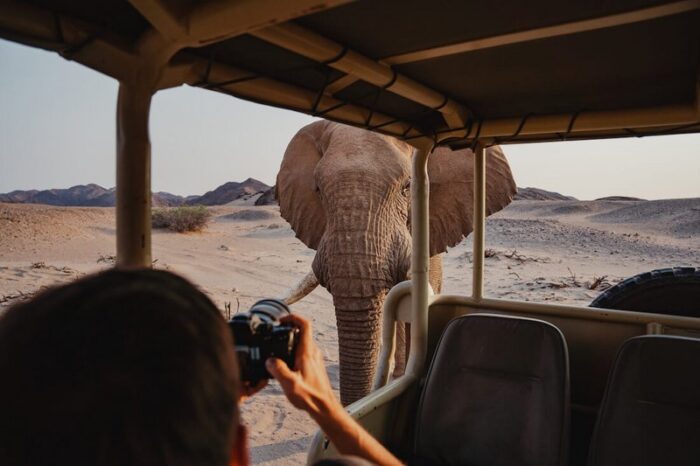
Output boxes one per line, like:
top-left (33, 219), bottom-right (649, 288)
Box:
top-left (333, 295), bottom-right (386, 405)
top-left (320, 230), bottom-right (408, 405)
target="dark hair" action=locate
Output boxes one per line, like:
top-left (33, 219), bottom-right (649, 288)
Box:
top-left (0, 269), bottom-right (240, 466)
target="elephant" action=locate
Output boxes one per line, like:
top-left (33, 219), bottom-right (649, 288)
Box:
top-left (277, 121), bottom-right (516, 405)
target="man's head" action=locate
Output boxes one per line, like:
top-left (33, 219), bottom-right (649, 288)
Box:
top-left (0, 269), bottom-right (241, 466)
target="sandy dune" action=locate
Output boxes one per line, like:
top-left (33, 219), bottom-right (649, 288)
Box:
top-left (1, 198), bottom-right (699, 464)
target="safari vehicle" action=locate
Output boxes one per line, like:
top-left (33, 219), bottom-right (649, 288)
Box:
top-left (1, 1), bottom-right (699, 465)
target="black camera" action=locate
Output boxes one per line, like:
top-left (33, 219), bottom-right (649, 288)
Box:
top-left (228, 299), bottom-right (299, 384)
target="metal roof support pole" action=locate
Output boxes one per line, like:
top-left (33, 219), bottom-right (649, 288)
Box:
top-left (406, 147), bottom-right (430, 376)
top-left (116, 83), bottom-right (153, 268)
top-left (472, 143), bottom-right (486, 300)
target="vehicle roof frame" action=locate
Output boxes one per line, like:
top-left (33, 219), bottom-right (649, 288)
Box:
top-left (2, 1), bottom-right (699, 146)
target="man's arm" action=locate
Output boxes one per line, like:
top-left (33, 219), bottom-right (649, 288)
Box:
top-left (266, 315), bottom-right (402, 466)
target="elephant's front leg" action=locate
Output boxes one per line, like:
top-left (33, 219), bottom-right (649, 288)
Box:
top-left (393, 322), bottom-right (410, 378)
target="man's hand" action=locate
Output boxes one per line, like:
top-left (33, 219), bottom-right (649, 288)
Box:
top-left (265, 315), bottom-right (339, 415)
top-left (265, 314), bottom-right (403, 466)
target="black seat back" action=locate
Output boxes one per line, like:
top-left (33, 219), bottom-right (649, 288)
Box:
top-left (413, 313), bottom-right (570, 466)
top-left (588, 335), bottom-right (700, 466)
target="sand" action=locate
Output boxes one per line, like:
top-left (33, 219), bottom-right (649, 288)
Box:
top-left (1, 198), bottom-right (699, 464)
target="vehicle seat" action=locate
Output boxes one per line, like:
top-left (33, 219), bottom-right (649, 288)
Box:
top-left (412, 313), bottom-right (570, 466)
top-left (588, 335), bottom-right (700, 466)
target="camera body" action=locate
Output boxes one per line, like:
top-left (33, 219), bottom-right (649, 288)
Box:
top-left (228, 299), bottom-right (298, 384)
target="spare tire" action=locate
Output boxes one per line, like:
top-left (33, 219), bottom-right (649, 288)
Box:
top-left (590, 267), bottom-right (700, 317)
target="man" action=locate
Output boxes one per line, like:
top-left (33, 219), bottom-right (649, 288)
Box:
top-left (0, 269), bottom-right (401, 466)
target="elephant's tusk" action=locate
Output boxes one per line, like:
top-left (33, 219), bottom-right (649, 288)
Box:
top-left (280, 270), bottom-right (319, 305)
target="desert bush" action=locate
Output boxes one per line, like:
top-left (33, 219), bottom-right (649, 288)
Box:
top-left (152, 206), bottom-right (211, 232)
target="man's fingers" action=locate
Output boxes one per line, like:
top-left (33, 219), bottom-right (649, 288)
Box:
top-left (280, 314), bottom-right (312, 353)
top-left (267, 358), bottom-right (305, 404)
top-left (266, 358), bottom-right (295, 385)
top-left (280, 314), bottom-right (310, 333)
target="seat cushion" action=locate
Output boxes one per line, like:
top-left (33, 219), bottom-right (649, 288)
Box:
top-left (588, 335), bottom-right (700, 466)
top-left (414, 313), bottom-right (570, 466)
top-left (413, 314), bottom-right (569, 466)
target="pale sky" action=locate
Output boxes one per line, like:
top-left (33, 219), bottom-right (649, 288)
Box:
top-left (1, 39), bottom-right (699, 201)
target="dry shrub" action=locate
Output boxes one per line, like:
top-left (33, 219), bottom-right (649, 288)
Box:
top-left (97, 254), bottom-right (116, 264)
top-left (586, 275), bottom-right (617, 291)
top-left (504, 249), bottom-right (551, 264)
top-left (152, 206), bottom-right (211, 232)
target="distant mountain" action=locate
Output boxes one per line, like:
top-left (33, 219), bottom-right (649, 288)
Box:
top-left (514, 187), bottom-right (577, 201)
top-left (153, 192), bottom-right (186, 207)
top-left (0, 179), bottom-right (271, 207)
top-left (8, 180), bottom-right (579, 206)
top-left (255, 186), bottom-right (277, 206)
top-left (0, 184), bottom-right (115, 206)
top-left (186, 178), bottom-right (270, 206)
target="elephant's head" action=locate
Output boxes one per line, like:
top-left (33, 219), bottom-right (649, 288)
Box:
top-left (277, 121), bottom-right (516, 404)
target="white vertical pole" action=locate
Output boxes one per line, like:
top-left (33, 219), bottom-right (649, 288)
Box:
top-left (472, 143), bottom-right (486, 300)
top-left (406, 147), bottom-right (430, 376)
top-left (116, 82), bottom-right (153, 268)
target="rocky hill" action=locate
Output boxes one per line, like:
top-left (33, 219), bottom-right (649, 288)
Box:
top-left (2, 182), bottom-right (578, 207)
top-left (152, 192), bottom-right (186, 207)
top-left (185, 178), bottom-right (270, 206)
top-left (255, 186), bottom-right (277, 206)
top-left (0, 184), bottom-right (115, 206)
top-left (515, 187), bottom-right (577, 201)
top-left (0, 178), bottom-right (271, 207)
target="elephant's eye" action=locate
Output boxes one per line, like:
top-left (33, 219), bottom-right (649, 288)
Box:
top-left (401, 181), bottom-right (410, 196)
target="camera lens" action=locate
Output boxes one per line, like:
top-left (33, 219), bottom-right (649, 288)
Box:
top-left (248, 299), bottom-right (291, 322)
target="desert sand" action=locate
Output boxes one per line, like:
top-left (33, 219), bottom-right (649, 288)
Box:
top-left (1, 198), bottom-right (699, 464)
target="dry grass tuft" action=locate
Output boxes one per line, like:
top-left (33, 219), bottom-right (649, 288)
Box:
top-left (1, 290), bottom-right (34, 306)
top-left (30, 262), bottom-right (75, 274)
top-left (586, 275), bottom-right (618, 291)
top-left (97, 254), bottom-right (116, 264)
top-left (504, 249), bottom-right (551, 264)
top-left (152, 206), bottom-right (211, 233)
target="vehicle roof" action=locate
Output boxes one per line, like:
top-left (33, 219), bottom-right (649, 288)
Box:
top-left (2, 0), bottom-right (699, 149)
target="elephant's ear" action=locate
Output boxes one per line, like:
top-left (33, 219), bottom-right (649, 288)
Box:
top-left (428, 145), bottom-right (517, 256)
top-left (277, 120), bottom-right (331, 250)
